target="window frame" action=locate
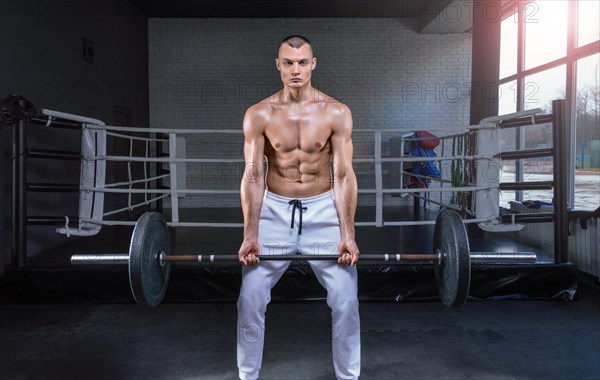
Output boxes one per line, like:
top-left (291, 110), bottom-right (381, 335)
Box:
top-left (499, 0), bottom-right (600, 209)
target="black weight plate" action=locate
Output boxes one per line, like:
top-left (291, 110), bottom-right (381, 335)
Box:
top-left (129, 212), bottom-right (171, 307)
top-left (433, 209), bottom-right (471, 307)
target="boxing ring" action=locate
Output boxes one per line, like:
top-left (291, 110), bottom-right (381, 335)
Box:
top-left (5, 96), bottom-right (571, 266)
top-left (2, 95), bottom-right (582, 304)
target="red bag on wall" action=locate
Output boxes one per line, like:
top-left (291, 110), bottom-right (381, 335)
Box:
top-left (418, 131), bottom-right (440, 150)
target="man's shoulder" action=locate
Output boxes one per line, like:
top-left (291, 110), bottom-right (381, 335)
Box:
top-left (314, 91), bottom-right (349, 113)
top-left (321, 98), bottom-right (351, 118)
top-left (244, 101), bottom-right (273, 121)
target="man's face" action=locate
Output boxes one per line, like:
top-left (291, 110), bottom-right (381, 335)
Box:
top-left (276, 43), bottom-right (317, 88)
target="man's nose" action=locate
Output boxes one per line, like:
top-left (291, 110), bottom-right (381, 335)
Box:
top-left (292, 63), bottom-right (300, 74)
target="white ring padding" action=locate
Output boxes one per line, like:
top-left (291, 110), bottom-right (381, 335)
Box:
top-left (198, 255), bottom-right (203, 262)
top-left (56, 226), bottom-right (102, 236)
top-left (64, 216), bottom-right (70, 238)
top-left (384, 254), bottom-right (389, 261)
top-left (478, 222), bottom-right (524, 232)
top-left (43, 109), bottom-right (105, 126)
top-left (480, 108), bottom-right (543, 125)
top-left (396, 254), bottom-right (401, 261)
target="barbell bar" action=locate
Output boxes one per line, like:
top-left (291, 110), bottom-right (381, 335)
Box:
top-left (70, 252), bottom-right (536, 265)
top-left (70, 210), bottom-right (537, 308)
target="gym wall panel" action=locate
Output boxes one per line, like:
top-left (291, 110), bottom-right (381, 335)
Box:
top-left (148, 18), bottom-right (472, 208)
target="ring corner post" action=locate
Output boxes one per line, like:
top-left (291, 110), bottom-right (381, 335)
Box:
top-left (552, 99), bottom-right (569, 264)
top-left (13, 100), bottom-right (28, 267)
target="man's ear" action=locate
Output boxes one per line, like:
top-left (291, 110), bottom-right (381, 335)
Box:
top-left (312, 57), bottom-right (317, 70)
top-left (275, 58), bottom-right (281, 71)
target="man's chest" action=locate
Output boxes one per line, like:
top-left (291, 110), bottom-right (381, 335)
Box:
top-left (265, 110), bottom-right (332, 154)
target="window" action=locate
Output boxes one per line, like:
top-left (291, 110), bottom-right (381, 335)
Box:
top-left (498, 0), bottom-right (600, 210)
top-left (523, 65), bottom-right (566, 113)
top-left (498, 80), bottom-right (517, 115)
top-left (500, 17), bottom-right (518, 78)
top-left (524, 0), bottom-right (568, 70)
top-left (578, 0), bottom-right (600, 47)
top-left (574, 53), bottom-right (600, 210)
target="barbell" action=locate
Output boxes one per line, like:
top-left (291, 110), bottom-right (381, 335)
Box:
top-left (70, 209), bottom-right (537, 308)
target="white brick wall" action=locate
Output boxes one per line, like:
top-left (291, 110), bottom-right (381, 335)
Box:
top-left (149, 18), bottom-right (472, 208)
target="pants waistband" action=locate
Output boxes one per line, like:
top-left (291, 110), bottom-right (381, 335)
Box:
top-left (264, 190), bottom-right (334, 206)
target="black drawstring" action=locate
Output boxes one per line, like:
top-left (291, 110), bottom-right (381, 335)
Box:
top-left (288, 199), bottom-right (307, 235)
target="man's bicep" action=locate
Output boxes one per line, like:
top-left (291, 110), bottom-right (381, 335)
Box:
top-left (331, 106), bottom-right (354, 178)
top-left (242, 109), bottom-right (265, 181)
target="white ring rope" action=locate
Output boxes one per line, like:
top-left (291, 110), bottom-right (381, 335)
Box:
top-left (401, 170), bottom-right (454, 185)
top-left (87, 155), bottom-right (245, 163)
top-left (127, 137), bottom-right (134, 211)
top-left (144, 140), bottom-right (149, 205)
top-left (83, 123), bottom-right (502, 135)
top-left (369, 186), bottom-right (494, 193)
top-left (44, 106), bottom-right (548, 235)
top-left (106, 130), bottom-right (168, 143)
top-left (82, 188), bottom-right (240, 194)
top-left (400, 131), bottom-right (471, 142)
top-left (102, 194), bottom-right (169, 218)
top-left (103, 175), bottom-right (169, 188)
top-left (85, 154), bottom-right (492, 164)
top-left (80, 185), bottom-right (493, 195)
top-left (67, 107), bottom-right (543, 136)
top-left (76, 216), bottom-right (494, 228)
top-left (356, 155), bottom-right (492, 163)
top-left (84, 124), bottom-right (243, 134)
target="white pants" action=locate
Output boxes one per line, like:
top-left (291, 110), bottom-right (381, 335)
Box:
top-left (237, 190), bottom-right (361, 380)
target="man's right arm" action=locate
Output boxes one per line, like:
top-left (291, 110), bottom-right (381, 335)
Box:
top-left (239, 106), bottom-right (265, 266)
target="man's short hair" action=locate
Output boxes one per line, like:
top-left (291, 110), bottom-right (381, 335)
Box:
top-left (278, 35), bottom-right (313, 54)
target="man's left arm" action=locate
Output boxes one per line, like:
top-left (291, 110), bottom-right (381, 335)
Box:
top-left (331, 104), bottom-right (360, 266)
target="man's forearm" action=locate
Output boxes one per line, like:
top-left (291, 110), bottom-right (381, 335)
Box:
top-left (334, 174), bottom-right (358, 240)
top-left (241, 180), bottom-right (265, 241)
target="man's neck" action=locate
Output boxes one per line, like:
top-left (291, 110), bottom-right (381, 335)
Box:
top-left (282, 85), bottom-right (315, 103)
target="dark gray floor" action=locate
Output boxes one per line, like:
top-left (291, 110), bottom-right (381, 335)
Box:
top-left (1, 282), bottom-right (599, 380)
top-left (7, 205), bottom-right (594, 378)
